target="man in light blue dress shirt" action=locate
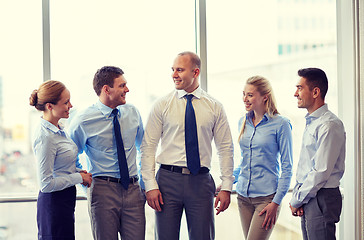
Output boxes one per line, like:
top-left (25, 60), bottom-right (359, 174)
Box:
top-left (290, 68), bottom-right (346, 240)
top-left (69, 66), bottom-right (145, 240)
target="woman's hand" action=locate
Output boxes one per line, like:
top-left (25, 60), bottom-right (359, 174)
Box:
top-left (80, 172), bottom-right (92, 187)
top-left (258, 202), bottom-right (279, 230)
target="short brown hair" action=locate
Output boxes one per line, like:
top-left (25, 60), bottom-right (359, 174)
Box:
top-left (93, 66), bottom-right (124, 96)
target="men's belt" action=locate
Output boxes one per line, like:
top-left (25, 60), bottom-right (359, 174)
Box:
top-left (160, 164), bottom-right (209, 175)
top-left (95, 176), bottom-right (139, 184)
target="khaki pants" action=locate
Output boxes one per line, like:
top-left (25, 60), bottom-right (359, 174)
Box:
top-left (237, 193), bottom-right (280, 240)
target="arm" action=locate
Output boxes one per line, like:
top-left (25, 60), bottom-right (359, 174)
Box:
top-left (135, 110), bottom-right (145, 190)
top-left (140, 102), bottom-right (164, 210)
top-left (213, 105), bottom-right (234, 213)
top-left (272, 118), bottom-right (293, 205)
top-left (259, 118), bottom-right (293, 229)
top-left (290, 121), bottom-right (345, 208)
top-left (68, 116), bottom-right (87, 170)
top-left (34, 138), bottom-right (83, 192)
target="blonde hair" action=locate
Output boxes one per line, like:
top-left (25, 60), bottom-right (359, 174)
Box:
top-left (29, 80), bottom-right (66, 111)
top-left (238, 76), bottom-right (279, 141)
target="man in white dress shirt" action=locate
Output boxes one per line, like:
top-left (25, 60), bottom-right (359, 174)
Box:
top-left (141, 51), bottom-right (234, 240)
top-left (290, 68), bottom-right (346, 240)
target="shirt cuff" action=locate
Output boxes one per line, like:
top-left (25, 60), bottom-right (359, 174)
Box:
top-left (73, 173), bottom-right (83, 185)
top-left (289, 197), bottom-right (303, 209)
top-left (144, 179), bottom-right (159, 192)
top-left (220, 180), bottom-right (233, 192)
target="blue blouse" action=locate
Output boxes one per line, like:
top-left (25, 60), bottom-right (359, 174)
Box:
top-left (235, 112), bottom-right (293, 205)
top-left (33, 118), bottom-right (82, 193)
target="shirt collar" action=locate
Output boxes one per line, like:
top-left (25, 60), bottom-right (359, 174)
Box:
top-left (96, 99), bottom-right (118, 118)
top-left (177, 86), bottom-right (202, 99)
top-left (246, 111), bottom-right (270, 125)
top-left (305, 103), bottom-right (328, 120)
top-left (40, 117), bottom-right (64, 134)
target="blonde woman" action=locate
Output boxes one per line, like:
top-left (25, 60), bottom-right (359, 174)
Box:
top-left (30, 80), bottom-right (92, 239)
top-left (234, 76), bottom-right (293, 240)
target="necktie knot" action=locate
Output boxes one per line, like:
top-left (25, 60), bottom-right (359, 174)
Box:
top-left (111, 109), bottom-right (118, 117)
top-left (185, 94), bottom-right (194, 102)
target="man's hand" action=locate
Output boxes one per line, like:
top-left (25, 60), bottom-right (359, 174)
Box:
top-left (258, 202), bottom-right (279, 230)
top-left (146, 189), bottom-right (164, 212)
top-left (289, 203), bottom-right (304, 217)
top-left (214, 190), bottom-right (231, 215)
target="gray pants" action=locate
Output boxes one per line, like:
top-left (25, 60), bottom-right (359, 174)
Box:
top-left (155, 168), bottom-right (216, 240)
top-left (301, 187), bottom-right (342, 240)
top-left (88, 177), bottom-right (146, 240)
top-left (237, 193), bottom-right (280, 240)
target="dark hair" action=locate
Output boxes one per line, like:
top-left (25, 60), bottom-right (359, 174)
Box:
top-left (178, 51), bottom-right (201, 69)
top-left (298, 68), bottom-right (328, 100)
top-left (93, 66), bottom-right (124, 96)
top-left (29, 80), bottom-right (66, 111)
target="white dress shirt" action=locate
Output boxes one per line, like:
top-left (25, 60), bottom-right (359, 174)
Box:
top-left (141, 87), bottom-right (234, 192)
top-left (290, 104), bottom-right (346, 208)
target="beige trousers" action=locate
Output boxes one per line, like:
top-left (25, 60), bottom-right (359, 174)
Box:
top-left (237, 193), bottom-right (280, 240)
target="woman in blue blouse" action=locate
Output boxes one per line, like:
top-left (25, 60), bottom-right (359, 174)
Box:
top-left (29, 80), bottom-right (92, 240)
top-left (235, 76), bottom-right (293, 240)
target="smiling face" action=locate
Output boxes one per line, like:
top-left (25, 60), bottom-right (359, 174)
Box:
top-left (107, 75), bottom-right (129, 108)
top-left (294, 77), bottom-right (315, 112)
top-left (171, 54), bottom-right (199, 93)
top-left (243, 84), bottom-right (267, 113)
top-left (50, 88), bottom-right (72, 119)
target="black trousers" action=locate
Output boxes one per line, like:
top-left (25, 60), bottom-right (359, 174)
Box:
top-left (37, 186), bottom-right (76, 240)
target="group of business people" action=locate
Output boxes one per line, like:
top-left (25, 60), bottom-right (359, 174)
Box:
top-left (29, 51), bottom-right (345, 240)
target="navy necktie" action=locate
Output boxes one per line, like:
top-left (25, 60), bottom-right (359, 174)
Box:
top-left (185, 95), bottom-right (201, 175)
top-left (111, 109), bottom-right (129, 190)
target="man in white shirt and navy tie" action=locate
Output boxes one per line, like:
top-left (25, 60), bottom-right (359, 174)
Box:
top-left (141, 51), bottom-right (234, 240)
top-left (290, 68), bottom-right (346, 240)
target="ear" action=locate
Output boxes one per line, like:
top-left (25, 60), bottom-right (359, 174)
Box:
top-left (312, 87), bottom-right (321, 99)
top-left (45, 103), bottom-right (52, 111)
top-left (193, 68), bottom-right (200, 78)
top-left (102, 85), bottom-right (110, 95)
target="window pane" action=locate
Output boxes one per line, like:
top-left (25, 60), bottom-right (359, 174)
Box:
top-left (49, 1), bottom-right (195, 239)
top-left (0, 1), bottom-right (43, 238)
top-left (49, 0), bottom-right (195, 122)
top-left (0, 1), bottom-right (42, 196)
top-left (206, 0), bottom-right (337, 238)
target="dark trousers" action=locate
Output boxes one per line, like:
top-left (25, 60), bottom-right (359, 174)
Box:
top-left (37, 186), bottom-right (76, 240)
top-left (155, 168), bottom-right (216, 240)
top-left (301, 187), bottom-right (342, 240)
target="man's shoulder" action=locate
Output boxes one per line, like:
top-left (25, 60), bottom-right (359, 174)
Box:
top-left (199, 90), bottom-right (224, 106)
top-left (151, 91), bottom-right (177, 107)
top-left (118, 103), bottom-right (141, 117)
top-left (69, 104), bottom-right (100, 125)
top-left (320, 110), bottom-right (344, 128)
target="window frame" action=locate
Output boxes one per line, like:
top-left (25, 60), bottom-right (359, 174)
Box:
top-left (0, 1), bottom-right (362, 239)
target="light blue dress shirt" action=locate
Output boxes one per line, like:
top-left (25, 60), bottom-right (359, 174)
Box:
top-left (33, 118), bottom-right (83, 193)
top-left (290, 104), bottom-right (345, 208)
top-left (234, 112), bottom-right (293, 205)
top-left (68, 100), bottom-right (144, 180)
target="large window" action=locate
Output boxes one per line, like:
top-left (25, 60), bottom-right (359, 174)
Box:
top-left (1, 0), bottom-right (356, 239)
top-left (206, 0), bottom-right (337, 238)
